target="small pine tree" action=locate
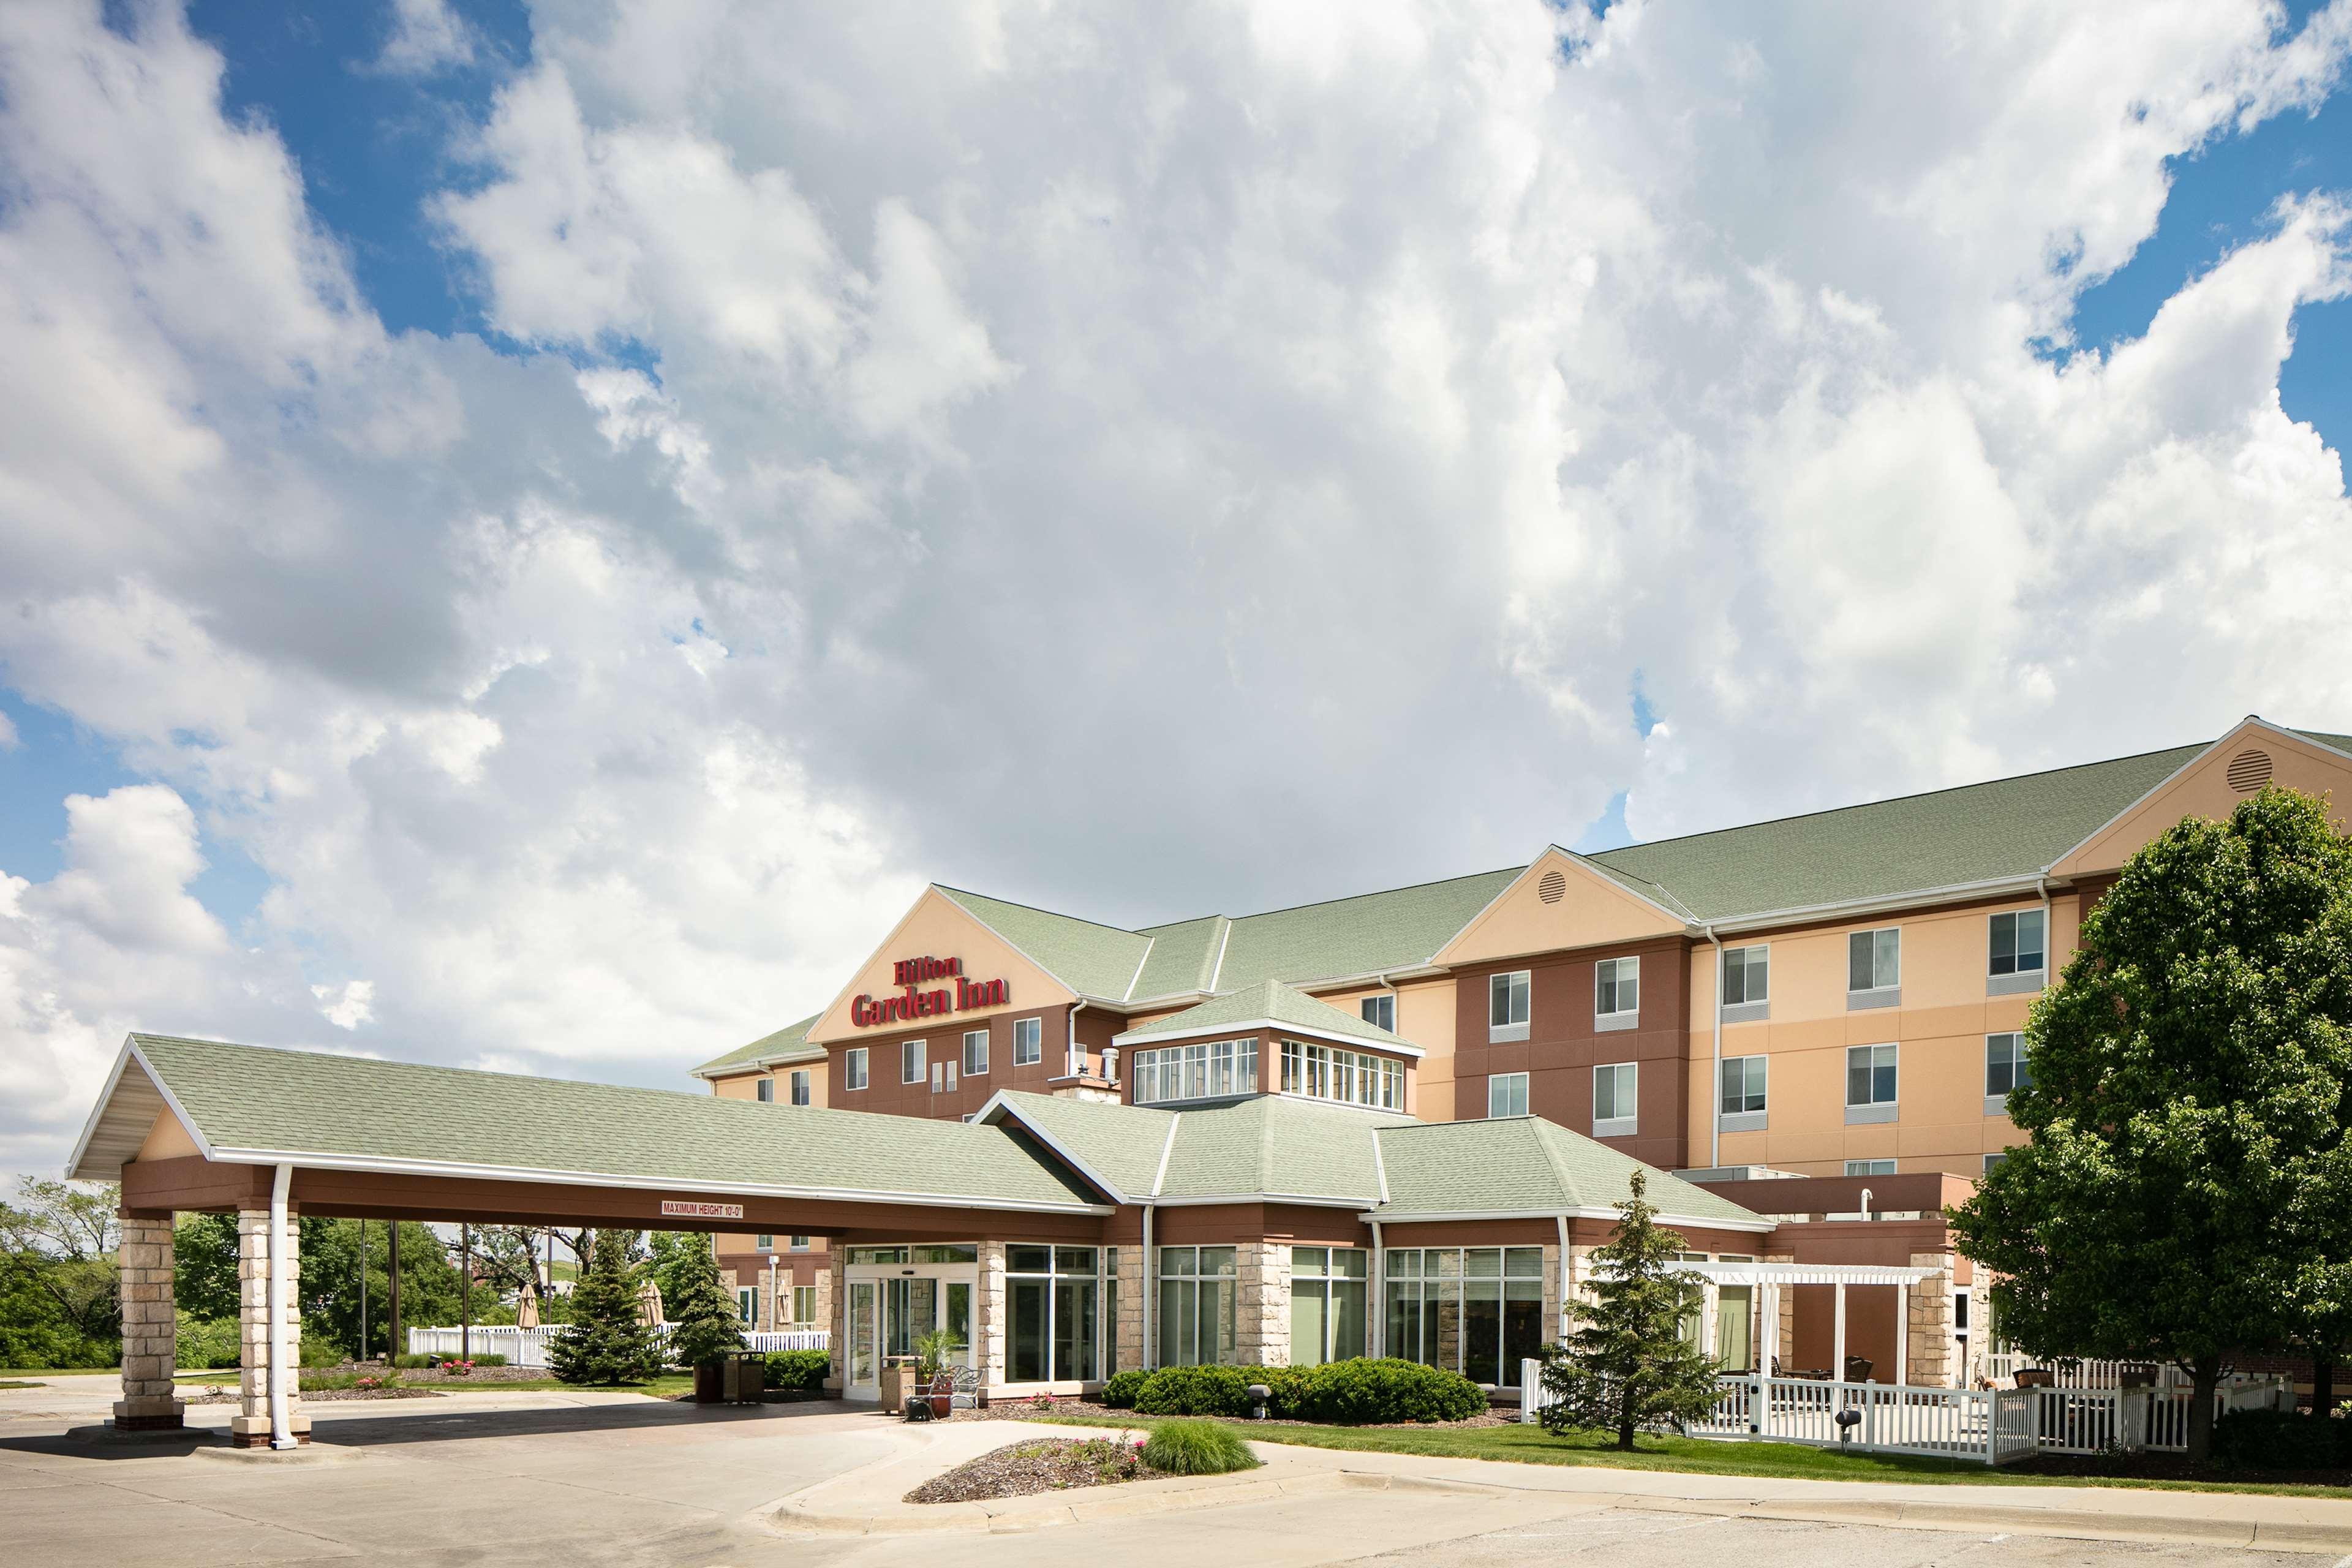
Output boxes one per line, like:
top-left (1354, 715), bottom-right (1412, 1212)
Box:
top-left (548, 1228), bottom-right (660, 1385)
top-left (663, 1234), bottom-right (745, 1370)
top-left (1538, 1170), bottom-right (1723, 1450)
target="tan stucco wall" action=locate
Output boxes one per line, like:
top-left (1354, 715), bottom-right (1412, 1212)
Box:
top-left (807, 886), bottom-right (1079, 1045)
top-left (1686, 895), bottom-right (2067, 1176)
top-left (135, 1107), bottom-right (202, 1163)
top-left (1435, 848), bottom-right (1687, 967)
top-left (2054, 724), bottom-right (2352, 877)
top-left (1300, 979), bottom-right (1458, 1118)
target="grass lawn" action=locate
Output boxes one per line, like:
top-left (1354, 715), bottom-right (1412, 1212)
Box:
top-left (1, 1367), bottom-right (120, 1378)
top-left (1029, 1411), bottom-right (2352, 1499)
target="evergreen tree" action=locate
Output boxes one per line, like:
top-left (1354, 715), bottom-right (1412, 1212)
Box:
top-left (1537, 1170), bottom-right (1722, 1450)
top-left (548, 1228), bottom-right (660, 1384)
top-left (1951, 786), bottom-right (2352, 1463)
top-left (662, 1234), bottom-right (745, 1370)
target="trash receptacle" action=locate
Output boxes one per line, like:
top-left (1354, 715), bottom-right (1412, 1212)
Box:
top-left (722, 1352), bottom-right (766, 1404)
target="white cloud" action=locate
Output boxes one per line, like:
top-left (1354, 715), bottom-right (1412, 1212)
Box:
top-left (375, 0), bottom-right (478, 76)
top-left (4, 0), bottom-right (2352, 1181)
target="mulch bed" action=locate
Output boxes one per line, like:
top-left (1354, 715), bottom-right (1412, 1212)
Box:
top-left (183, 1385), bottom-right (442, 1404)
top-left (957, 1395), bottom-right (1511, 1430)
top-left (905, 1436), bottom-right (1161, 1503)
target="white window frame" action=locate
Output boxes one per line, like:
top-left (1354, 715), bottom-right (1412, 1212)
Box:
top-left (1985, 1032), bottom-right (2030, 1113)
top-left (1134, 1038), bottom-right (1260, 1106)
top-left (789, 1069), bottom-right (812, 1106)
top-left (1988, 910), bottom-right (2048, 995)
top-left (1845, 1042), bottom-right (1898, 1122)
top-left (756, 1234), bottom-right (773, 1251)
top-left (1844, 1159), bottom-right (1896, 1177)
top-left (1593, 1061), bottom-right (1637, 1136)
top-left (963, 1028), bottom-right (989, 1076)
top-left (1012, 1016), bottom-right (1042, 1066)
top-left (1276, 1039), bottom-right (1403, 1110)
top-left (1594, 956), bottom-right (1640, 1030)
top-left (843, 1047), bottom-right (868, 1091)
top-left (902, 1038), bottom-right (927, 1085)
top-left (1488, 970), bottom-right (1530, 1042)
top-left (1488, 1071), bottom-right (1529, 1119)
top-left (1718, 1054), bottom-right (1767, 1129)
top-left (1721, 943), bottom-right (1769, 1020)
top-left (736, 1286), bottom-right (757, 1324)
top-left (1360, 993), bottom-right (1396, 1033)
top-left (755, 1077), bottom-right (774, 1102)
top-left (793, 1284), bottom-right (816, 1322)
top-left (1983, 1152), bottom-right (2009, 1174)
top-left (1847, 927), bottom-right (1902, 1009)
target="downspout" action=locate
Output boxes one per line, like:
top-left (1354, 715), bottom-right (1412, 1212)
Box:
top-left (1369, 1219), bottom-right (1385, 1357)
top-left (1705, 925), bottom-right (1724, 1169)
top-left (268, 1163), bottom-right (295, 1450)
top-left (1140, 1204), bottom-right (1156, 1370)
top-left (2038, 876), bottom-right (2052, 976)
top-left (1860, 1188), bottom-right (1874, 1222)
top-left (1069, 1001), bottom-right (1090, 1081)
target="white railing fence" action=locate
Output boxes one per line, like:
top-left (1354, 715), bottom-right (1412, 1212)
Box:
top-left (406, 1324), bottom-right (828, 1368)
top-left (1519, 1361), bottom-right (2295, 1466)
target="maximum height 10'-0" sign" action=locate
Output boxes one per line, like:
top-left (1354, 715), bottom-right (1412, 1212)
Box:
top-left (850, 954), bottom-right (1010, 1027)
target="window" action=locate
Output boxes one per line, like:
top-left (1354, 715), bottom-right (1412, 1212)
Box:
top-left (1848, 927), bottom-right (1901, 1003)
top-left (789, 1069), bottom-right (812, 1106)
top-left (756, 1234), bottom-right (774, 1251)
top-left (1280, 1039), bottom-right (1404, 1110)
top-left (1845, 1159), bottom-right (1896, 1177)
top-left (1488, 970), bottom-right (1530, 1041)
top-left (1133, 1038), bottom-right (1258, 1105)
top-left (1487, 1071), bottom-right (1529, 1119)
top-left (1009, 1246), bottom-right (1101, 1383)
top-left (792, 1285), bottom-right (816, 1323)
top-left (1013, 1016), bottom-right (1042, 1066)
top-left (1157, 1246), bottom-right (1237, 1367)
top-left (844, 1047), bottom-right (868, 1091)
top-left (1382, 1246), bottom-right (1545, 1387)
top-left (736, 1287), bottom-right (758, 1324)
top-left (1989, 910), bottom-right (2046, 976)
top-left (930, 1058), bottom-right (958, 1093)
top-left (902, 1039), bottom-right (925, 1084)
top-left (1360, 993), bottom-right (1396, 1033)
top-left (1986, 1033), bottom-right (2032, 1105)
top-left (1846, 1043), bottom-right (1898, 1118)
top-left (1983, 1152), bottom-right (2008, 1174)
top-left (963, 1028), bottom-right (989, 1076)
top-left (1719, 1055), bottom-right (1767, 1121)
top-left (756, 1077), bottom-right (774, 1102)
top-left (1721, 944), bottom-right (1769, 1011)
top-left (1593, 1061), bottom-right (1637, 1133)
top-left (1595, 956), bottom-right (1640, 1020)
top-left (1289, 1248), bottom-right (1369, 1365)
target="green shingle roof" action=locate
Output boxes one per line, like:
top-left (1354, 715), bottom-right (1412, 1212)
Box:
top-left (937, 886), bottom-right (1153, 998)
top-left (1207, 870), bottom-right (1525, 991)
top-left (123, 1035), bottom-right (1103, 1210)
top-left (1117, 978), bottom-right (1415, 1051)
top-left (1128, 916), bottom-right (1229, 1000)
top-left (983, 1089), bottom-right (1401, 1204)
top-left (1373, 1117), bottom-right (1765, 1227)
top-left (691, 1012), bottom-right (823, 1077)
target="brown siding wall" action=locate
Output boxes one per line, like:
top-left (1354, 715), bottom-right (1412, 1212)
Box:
top-left (831, 1002), bottom-right (1115, 1120)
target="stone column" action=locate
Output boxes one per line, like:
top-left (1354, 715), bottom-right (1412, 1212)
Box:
top-left (1539, 1243), bottom-right (1562, 1345)
top-left (232, 1205), bottom-right (309, 1448)
top-left (1907, 1250), bottom-right (1957, 1389)
top-left (812, 1265), bottom-right (833, 1335)
top-left (825, 1251), bottom-right (846, 1393)
top-left (1559, 1243), bottom-right (1601, 1335)
top-left (1765, 1251), bottom-right (1795, 1372)
top-left (1114, 1243), bottom-right (1146, 1373)
top-left (1234, 1241), bottom-right (1288, 1366)
top-left (975, 1242), bottom-right (1007, 1393)
top-left (112, 1212), bottom-right (183, 1431)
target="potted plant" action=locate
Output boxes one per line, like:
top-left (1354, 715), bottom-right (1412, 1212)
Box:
top-left (913, 1327), bottom-right (965, 1419)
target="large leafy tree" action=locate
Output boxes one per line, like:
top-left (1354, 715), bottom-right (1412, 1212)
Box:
top-left (548, 1228), bottom-right (660, 1385)
top-left (1951, 786), bottom-right (2352, 1463)
top-left (662, 1234), bottom-right (744, 1370)
top-left (1537, 1170), bottom-right (1722, 1450)
top-left (0, 1179), bottom-right (123, 1365)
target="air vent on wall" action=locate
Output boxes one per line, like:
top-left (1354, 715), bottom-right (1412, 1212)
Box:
top-left (1537, 869), bottom-right (1568, 905)
top-left (2226, 748), bottom-right (2273, 793)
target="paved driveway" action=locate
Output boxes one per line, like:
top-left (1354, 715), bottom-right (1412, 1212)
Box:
top-left (0, 1381), bottom-right (2329, 1568)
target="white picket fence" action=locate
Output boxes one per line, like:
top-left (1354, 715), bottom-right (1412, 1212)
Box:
top-left (407, 1324), bottom-right (827, 1368)
top-left (1519, 1362), bottom-right (2293, 1466)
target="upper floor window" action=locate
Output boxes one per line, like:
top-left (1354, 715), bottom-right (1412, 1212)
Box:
top-left (1721, 944), bottom-right (1769, 1009)
top-left (1012, 1016), bottom-right (1043, 1066)
top-left (789, 1069), bottom-right (812, 1106)
top-left (902, 1039), bottom-right (927, 1084)
top-left (1848, 928), bottom-right (1901, 1003)
top-left (1280, 1039), bottom-right (1404, 1110)
top-left (1989, 910), bottom-right (2046, 975)
top-left (1845, 1159), bottom-right (1896, 1177)
top-left (756, 1077), bottom-right (774, 1102)
top-left (756, 1234), bottom-right (773, 1250)
top-left (1487, 1071), bottom-right (1529, 1118)
top-left (1595, 956), bottom-right (1640, 1028)
top-left (1846, 1042), bottom-right (1898, 1118)
top-left (1360, 993), bottom-right (1396, 1033)
top-left (843, 1047), bottom-right (869, 1091)
top-left (790, 1235), bottom-right (809, 1250)
top-left (1593, 1061), bottom-right (1637, 1134)
top-left (1986, 1033), bottom-right (2032, 1100)
top-left (963, 1028), bottom-right (989, 1076)
top-left (1489, 970), bottom-right (1530, 1041)
top-left (1134, 1038), bottom-right (1257, 1104)
top-left (929, 1058), bottom-right (958, 1093)
top-left (1719, 1055), bottom-right (1767, 1118)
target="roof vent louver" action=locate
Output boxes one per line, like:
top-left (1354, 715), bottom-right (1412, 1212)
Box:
top-left (1537, 869), bottom-right (1567, 905)
top-left (2226, 749), bottom-right (2273, 793)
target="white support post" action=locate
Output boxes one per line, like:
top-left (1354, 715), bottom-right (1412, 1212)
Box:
top-left (1833, 1283), bottom-right (1847, 1387)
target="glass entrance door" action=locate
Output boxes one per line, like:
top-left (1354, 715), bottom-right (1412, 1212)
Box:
top-left (843, 1245), bottom-right (979, 1400)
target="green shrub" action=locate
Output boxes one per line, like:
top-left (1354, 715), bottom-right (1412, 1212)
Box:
top-left (2213, 1409), bottom-right (2351, 1471)
top-left (1300, 1358), bottom-right (1485, 1424)
top-left (1132, 1363), bottom-right (1254, 1416)
top-left (1098, 1368), bottom-right (1149, 1409)
top-left (1142, 1417), bottom-right (1260, 1476)
top-left (175, 1316), bottom-right (241, 1371)
top-left (765, 1349), bottom-right (831, 1391)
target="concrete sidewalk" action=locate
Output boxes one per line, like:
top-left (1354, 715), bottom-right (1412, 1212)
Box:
top-left (770, 1417), bottom-right (2352, 1555)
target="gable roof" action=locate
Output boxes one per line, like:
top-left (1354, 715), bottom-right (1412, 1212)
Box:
top-left (73, 1035), bottom-right (1105, 1212)
top-left (1373, 1116), bottom-right (1765, 1228)
top-left (1205, 869), bottom-right (1525, 992)
top-left (691, 1012), bottom-right (824, 1079)
top-left (935, 886), bottom-right (1153, 998)
top-left (1113, 978), bottom-right (1419, 1054)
